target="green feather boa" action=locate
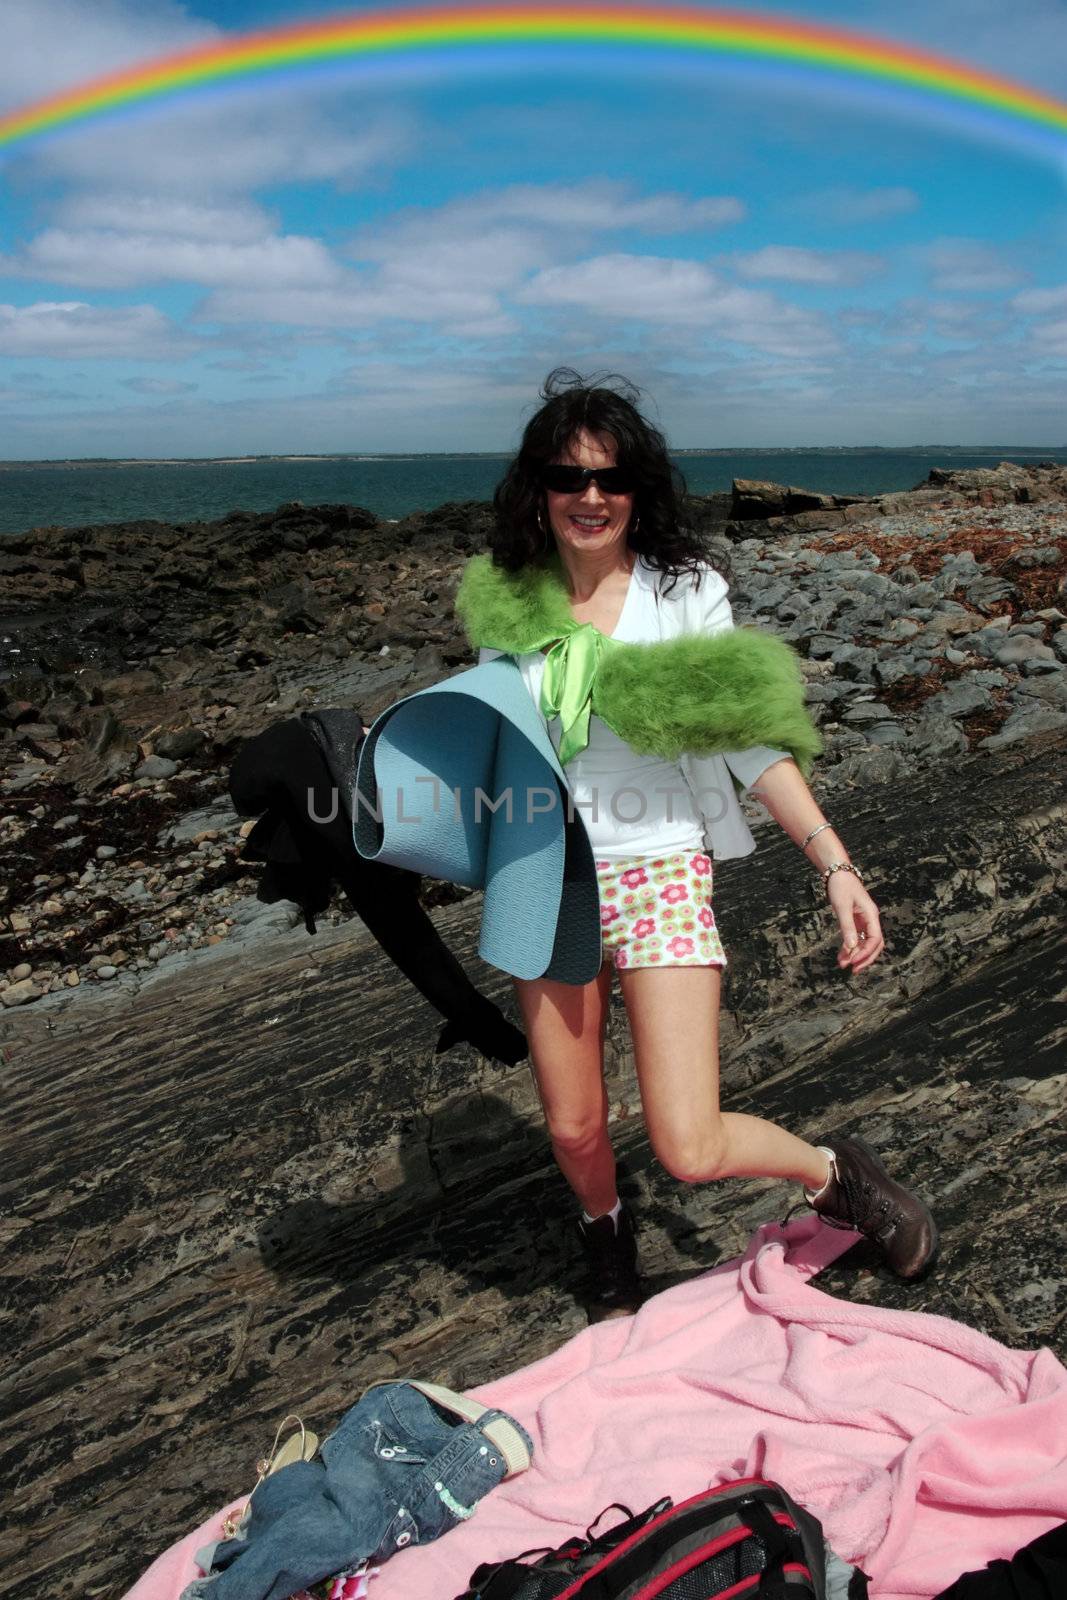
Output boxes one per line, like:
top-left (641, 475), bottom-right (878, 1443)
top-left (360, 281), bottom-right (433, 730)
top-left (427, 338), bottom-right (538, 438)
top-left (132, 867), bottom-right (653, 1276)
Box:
top-left (455, 554), bottom-right (823, 779)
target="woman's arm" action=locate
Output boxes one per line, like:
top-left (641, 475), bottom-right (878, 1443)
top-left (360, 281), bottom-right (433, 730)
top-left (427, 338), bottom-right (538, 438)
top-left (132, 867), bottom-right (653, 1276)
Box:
top-left (747, 756), bottom-right (884, 974)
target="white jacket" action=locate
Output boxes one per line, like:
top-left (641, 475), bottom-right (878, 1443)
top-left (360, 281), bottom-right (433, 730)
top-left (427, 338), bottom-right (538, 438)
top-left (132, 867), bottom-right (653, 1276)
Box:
top-left (478, 555), bottom-right (793, 861)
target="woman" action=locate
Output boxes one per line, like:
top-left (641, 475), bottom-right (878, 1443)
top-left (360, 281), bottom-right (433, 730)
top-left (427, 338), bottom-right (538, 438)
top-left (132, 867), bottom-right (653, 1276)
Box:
top-left (456, 369), bottom-right (938, 1321)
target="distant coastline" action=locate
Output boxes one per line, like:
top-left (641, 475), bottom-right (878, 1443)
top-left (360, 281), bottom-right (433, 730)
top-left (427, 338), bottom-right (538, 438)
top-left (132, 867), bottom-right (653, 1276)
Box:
top-left (5, 446), bottom-right (1067, 536)
top-left (2, 444), bottom-right (1066, 470)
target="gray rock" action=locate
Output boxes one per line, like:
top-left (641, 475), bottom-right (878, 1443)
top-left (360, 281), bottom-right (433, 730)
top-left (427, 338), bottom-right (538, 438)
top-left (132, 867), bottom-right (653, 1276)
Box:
top-left (85, 707), bottom-right (124, 758)
top-left (875, 655), bottom-right (932, 685)
top-left (841, 700), bottom-right (897, 725)
top-left (960, 627), bottom-right (1011, 660)
top-left (864, 722), bottom-right (908, 745)
top-left (1012, 675), bottom-right (1067, 708)
top-left (135, 755), bottom-right (179, 780)
top-left (95, 965), bottom-right (118, 980)
top-left (925, 681), bottom-right (994, 719)
top-left (802, 680), bottom-right (853, 706)
top-left (154, 726), bottom-right (207, 760)
top-left (804, 635), bottom-right (842, 660)
top-left (96, 844), bottom-right (117, 860)
top-left (830, 644), bottom-right (878, 678)
top-left (992, 637), bottom-right (1056, 671)
top-left (827, 744), bottom-right (914, 784)
top-left (10, 962), bottom-right (33, 981)
top-left (1052, 629), bottom-right (1067, 662)
top-left (157, 802), bottom-right (238, 846)
top-left (966, 575), bottom-right (1016, 608)
top-left (910, 714), bottom-right (969, 758)
top-left (979, 705), bottom-right (1067, 750)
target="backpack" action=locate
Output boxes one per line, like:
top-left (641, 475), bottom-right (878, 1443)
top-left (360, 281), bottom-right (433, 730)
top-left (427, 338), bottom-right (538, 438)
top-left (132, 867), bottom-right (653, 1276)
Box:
top-left (455, 1477), bottom-right (867, 1600)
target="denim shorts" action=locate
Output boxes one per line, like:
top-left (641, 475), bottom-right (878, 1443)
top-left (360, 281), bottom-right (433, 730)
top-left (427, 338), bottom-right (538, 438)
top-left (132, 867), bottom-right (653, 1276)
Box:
top-left (595, 851), bottom-right (727, 971)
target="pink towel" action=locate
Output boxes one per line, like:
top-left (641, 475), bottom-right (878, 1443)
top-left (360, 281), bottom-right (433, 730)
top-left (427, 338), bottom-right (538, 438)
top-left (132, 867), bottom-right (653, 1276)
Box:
top-left (125, 1219), bottom-right (1067, 1600)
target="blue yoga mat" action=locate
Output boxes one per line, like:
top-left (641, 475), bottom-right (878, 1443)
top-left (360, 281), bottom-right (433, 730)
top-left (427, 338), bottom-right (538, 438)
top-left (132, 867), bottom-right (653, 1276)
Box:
top-left (353, 657), bottom-right (602, 983)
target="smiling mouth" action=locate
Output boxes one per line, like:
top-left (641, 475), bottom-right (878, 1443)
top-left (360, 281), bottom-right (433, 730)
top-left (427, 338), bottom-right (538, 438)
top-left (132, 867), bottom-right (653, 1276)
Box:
top-left (570, 515), bottom-right (609, 529)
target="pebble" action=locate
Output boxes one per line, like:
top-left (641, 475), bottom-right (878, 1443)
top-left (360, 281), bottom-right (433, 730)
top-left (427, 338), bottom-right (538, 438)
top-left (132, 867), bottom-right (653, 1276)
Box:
top-left (65, 971), bottom-right (81, 987)
top-left (96, 965), bottom-right (118, 980)
top-left (96, 844), bottom-right (117, 859)
top-left (11, 962), bottom-right (33, 981)
top-left (1, 978), bottom-right (41, 1007)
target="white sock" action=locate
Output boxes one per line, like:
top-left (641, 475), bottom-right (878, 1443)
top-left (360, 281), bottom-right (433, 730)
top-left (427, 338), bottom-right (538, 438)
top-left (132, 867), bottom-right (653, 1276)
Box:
top-left (805, 1147), bottom-right (837, 1204)
top-left (582, 1196), bottom-right (623, 1230)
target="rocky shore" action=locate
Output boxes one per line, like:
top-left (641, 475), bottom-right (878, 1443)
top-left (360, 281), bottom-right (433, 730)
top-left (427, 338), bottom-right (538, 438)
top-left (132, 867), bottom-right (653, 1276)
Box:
top-left (2, 460), bottom-right (1066, 1010)
top-left (2, 463), bottom-right (1065, 1599)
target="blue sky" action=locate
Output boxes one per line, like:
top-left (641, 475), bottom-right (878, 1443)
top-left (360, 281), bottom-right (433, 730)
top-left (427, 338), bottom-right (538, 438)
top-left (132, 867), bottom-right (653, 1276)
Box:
top-left (1, 0), bottom-right (1066, 457)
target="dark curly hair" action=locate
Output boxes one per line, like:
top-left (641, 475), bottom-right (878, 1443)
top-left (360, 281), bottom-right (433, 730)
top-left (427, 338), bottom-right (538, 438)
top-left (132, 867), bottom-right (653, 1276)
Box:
top-left (491, 367), bottom-right (707, 594)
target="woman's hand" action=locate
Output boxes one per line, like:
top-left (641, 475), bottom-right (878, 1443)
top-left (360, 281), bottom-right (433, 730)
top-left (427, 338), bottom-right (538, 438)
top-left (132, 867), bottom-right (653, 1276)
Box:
top-left (828, 873), bottom-right (884, 972)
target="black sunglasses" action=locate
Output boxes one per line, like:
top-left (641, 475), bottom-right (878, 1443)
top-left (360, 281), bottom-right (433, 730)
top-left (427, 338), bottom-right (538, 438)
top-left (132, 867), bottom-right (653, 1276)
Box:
top-left (541, 464), bottom-right (636, 495)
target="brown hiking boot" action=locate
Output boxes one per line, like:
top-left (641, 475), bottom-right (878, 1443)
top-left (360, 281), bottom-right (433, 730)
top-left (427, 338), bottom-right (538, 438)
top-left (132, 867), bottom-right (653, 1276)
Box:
top-left (576, 1203), bottom-right (644, 1322)
top-left (810, 1135), bottom-right (940, 1280)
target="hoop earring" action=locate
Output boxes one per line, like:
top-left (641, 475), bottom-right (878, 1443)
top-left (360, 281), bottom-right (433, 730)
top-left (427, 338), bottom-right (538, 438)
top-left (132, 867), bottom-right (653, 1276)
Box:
top-left (537, 506), bottom-right (550, 552)
top-left (629, 513), bottom-right (641, 537)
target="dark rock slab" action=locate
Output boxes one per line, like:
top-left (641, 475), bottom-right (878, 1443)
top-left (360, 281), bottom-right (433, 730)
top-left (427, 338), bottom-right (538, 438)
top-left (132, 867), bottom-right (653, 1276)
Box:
top-left (0, 730), bottom-right (1064, 1598)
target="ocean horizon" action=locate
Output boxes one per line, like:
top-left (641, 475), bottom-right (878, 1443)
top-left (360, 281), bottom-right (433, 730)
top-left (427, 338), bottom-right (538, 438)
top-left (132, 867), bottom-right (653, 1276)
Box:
top-left (2, 445), bottom-right (1066, 536)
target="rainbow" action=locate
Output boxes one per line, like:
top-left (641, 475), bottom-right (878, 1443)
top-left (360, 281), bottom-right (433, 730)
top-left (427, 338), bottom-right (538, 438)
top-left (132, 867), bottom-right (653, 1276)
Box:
top-left (2, 2), bottom-right (1066, 156)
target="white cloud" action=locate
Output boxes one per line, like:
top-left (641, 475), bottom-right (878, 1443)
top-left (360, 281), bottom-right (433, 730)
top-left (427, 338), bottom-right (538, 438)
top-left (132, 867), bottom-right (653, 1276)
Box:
top-left (10, 226), bottom-right (345, 290)
top-left (1038, 317), bottom-right (1067, 355)
top-left (0, 300), bottom-right (194, 359)
top-left (348, 181), bottom-right (744, 267)
top-left (2, 0), bottom-right (411, 199)
top-left (517, 254), bottom-right (834, 357)
top-left (1013, 284), bottom-right (1067, 314)
top-left (53, 194), bottom-right (274, 243)
top-left (0, 0), bottom-right (215, 109)
top-left (918, 240), bottom-right (1027, 292)
top-left (23, 103), bottom-right (411, 197)
top-left (377, 182), bottom-right (746, 236)
top-left (732, 245), bottom-right (885, 285)
top-left (201, 181), bottom-right (747, 335)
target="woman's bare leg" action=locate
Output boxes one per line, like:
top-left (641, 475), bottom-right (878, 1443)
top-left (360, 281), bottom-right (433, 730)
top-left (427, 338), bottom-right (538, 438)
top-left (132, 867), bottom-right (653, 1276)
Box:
top-left (512, 959), bottom-right (618, 1216)
top-left (617, 965), bottom-right (830, 1190)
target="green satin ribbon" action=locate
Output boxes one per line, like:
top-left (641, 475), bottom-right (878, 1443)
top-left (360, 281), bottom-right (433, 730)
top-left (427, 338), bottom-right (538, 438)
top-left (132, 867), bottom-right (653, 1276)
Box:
top-left (539, 623), bottom-right (620, 766)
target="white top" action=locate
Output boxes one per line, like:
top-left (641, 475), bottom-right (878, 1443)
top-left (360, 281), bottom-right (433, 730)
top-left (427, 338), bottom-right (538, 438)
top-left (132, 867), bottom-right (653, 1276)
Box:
top-left (477, 554), bottom-right (793, 861)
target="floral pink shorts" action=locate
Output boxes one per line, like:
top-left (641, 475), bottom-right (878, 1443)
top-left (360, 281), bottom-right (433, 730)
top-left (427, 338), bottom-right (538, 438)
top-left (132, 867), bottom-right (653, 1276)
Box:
top-left (595, 851), bottom-right (728, 971)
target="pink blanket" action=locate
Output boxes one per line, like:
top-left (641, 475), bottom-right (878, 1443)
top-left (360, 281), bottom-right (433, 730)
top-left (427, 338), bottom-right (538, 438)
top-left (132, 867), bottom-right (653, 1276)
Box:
top-left (126, 1218), bottom-right (1067, 1600)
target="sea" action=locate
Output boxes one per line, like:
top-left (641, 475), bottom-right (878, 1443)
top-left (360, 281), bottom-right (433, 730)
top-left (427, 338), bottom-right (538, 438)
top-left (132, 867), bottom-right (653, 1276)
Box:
top-left (2, 448), bottom-right (1066, 537)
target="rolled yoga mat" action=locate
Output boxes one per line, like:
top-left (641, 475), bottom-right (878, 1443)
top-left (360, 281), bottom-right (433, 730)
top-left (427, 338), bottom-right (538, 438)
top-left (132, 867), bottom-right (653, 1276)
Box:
top-left (353, 657), bottom-right (602, 984)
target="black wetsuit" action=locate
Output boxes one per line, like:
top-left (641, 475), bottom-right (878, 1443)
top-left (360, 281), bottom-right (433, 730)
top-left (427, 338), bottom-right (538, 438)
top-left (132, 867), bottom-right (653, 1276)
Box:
top-left (228, 710), bottom-right (527, 1065)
